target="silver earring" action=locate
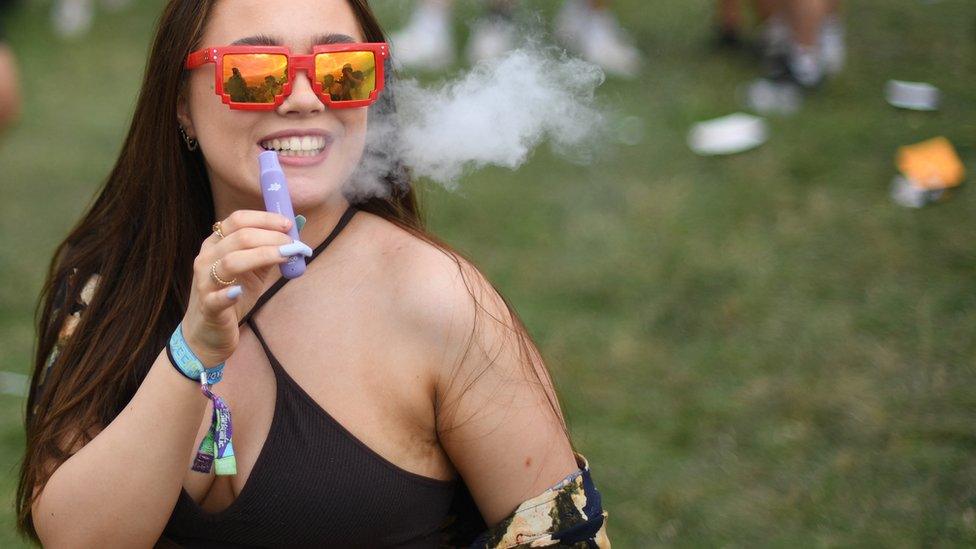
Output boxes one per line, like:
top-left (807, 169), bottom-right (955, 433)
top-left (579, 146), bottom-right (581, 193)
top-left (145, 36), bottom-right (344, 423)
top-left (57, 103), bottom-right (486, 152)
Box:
top-left (178, 125), bottom-right (198, 151)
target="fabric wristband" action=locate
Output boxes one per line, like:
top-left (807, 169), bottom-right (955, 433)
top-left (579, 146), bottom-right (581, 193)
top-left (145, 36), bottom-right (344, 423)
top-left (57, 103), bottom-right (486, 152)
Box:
top-left (167, 323), bottom-right (225, 385)
top-left (167, 322), bottom-right (237, 476)
top-left (192, 384), bottom-right (237, 476)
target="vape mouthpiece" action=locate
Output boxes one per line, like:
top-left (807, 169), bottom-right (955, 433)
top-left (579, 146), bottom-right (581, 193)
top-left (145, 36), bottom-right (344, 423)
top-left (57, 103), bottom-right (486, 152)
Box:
top-left (259, 149), bottom-right (283, 177)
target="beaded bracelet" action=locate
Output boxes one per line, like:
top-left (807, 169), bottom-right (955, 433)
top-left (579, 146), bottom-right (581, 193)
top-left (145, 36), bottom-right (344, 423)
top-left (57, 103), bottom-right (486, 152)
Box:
top-left (167, 323), bottom-right (237, 476)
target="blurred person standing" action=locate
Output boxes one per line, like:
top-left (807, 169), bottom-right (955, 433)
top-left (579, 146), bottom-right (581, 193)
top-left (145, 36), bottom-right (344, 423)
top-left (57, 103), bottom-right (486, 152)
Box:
top-left (0, 0), bottom-right (20, 133)
top-left (777, 0), bottom-right (844, 88)
top-left (714, 0), bottom-right (843, 83)
top-left (714, 0), bottom-right (777, 48)
top-left (391, 0), bottom-right (642, 77)
top-left (749, 0), bottom-right (844, 88)
top-left (737, 0), bottom-right (845, 113)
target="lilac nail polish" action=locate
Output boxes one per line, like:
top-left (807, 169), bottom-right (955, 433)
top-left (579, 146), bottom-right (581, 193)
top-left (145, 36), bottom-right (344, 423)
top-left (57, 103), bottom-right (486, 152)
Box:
top-left (259, 151), bottom-right (305, 279)
top-left (227, 285), bottom-right (243, 299)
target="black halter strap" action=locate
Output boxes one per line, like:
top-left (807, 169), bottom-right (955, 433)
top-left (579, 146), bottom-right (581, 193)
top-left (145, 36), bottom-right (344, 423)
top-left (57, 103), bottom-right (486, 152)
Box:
top-left (237, 205), bottom-right (358, 327)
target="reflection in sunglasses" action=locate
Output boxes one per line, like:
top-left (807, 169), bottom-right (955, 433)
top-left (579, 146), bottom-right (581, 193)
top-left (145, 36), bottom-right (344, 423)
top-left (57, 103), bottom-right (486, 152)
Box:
top-left (317, 52), bottom-right (376, 102)
top-left (224, 67), bottom-right (288, 104)
top-left (321, 64), bottom-right (373, 101)
top-left (223, 53), bottom-right (288, 103)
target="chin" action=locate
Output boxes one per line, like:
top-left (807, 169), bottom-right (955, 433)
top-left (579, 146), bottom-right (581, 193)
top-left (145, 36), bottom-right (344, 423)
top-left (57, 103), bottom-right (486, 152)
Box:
top-left (286, 183), bottom-right (344, 212)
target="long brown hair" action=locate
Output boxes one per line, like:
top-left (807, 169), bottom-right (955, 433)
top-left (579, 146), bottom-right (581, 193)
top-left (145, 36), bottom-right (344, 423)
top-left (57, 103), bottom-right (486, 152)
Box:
top-left (16, 1), bottom-right (565, 542)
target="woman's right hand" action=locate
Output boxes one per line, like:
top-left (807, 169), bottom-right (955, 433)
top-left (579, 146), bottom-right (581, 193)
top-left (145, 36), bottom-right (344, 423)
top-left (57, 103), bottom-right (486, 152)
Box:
top-left (181, 210), bottom-right (313, 367)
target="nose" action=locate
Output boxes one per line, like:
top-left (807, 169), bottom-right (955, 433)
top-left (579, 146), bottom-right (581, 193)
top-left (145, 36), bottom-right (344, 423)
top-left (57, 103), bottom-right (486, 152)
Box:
top-left (277, 69), bottom-right (324, 116)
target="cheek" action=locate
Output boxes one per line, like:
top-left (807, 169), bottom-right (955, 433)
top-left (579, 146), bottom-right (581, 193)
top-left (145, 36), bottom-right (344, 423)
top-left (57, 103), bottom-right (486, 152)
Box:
top-left (190, 79), bottom-right (256, 179)
top-left (339, 111), bottom-right (368, 155)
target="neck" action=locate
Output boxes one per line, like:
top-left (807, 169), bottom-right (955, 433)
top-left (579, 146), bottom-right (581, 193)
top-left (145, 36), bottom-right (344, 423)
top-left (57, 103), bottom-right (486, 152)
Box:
top-left (291, 195), bottom-right (353, 253)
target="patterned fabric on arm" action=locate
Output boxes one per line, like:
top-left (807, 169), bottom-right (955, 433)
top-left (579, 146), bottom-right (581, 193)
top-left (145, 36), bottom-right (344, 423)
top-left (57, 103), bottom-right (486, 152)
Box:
top-left (468, 453), bottom-right (609, 549)
top-left (32, 270), bottom-right (101, 417)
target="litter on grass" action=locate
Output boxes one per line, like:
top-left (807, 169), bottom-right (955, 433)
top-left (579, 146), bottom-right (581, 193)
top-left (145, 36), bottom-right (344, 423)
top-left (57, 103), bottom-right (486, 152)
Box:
top-left (688, 113), bottom-right (769, 156)
top-left (890, 136), bottom-right (965, 207)
top-left (885, 80), bottom-right (941, 111)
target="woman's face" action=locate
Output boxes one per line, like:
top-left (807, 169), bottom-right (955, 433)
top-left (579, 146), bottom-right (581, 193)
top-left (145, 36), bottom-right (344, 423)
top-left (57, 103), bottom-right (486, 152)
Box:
top-left (178, 0), bottom-right (368, 216)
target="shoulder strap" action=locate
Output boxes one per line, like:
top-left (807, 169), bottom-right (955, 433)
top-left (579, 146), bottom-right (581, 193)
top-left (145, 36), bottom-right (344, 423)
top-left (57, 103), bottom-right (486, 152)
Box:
top-left (238, 205), bottom-right (358, 327)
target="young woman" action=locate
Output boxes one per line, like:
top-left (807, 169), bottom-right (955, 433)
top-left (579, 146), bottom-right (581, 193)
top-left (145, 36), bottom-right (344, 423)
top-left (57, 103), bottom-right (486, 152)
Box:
top-left (17, 1), bottom-right (607, 547)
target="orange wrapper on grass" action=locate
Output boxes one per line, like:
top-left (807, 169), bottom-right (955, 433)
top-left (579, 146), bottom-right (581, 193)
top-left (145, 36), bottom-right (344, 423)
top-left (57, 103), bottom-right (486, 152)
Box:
top-left (896, 136), bottom-right (966, 190)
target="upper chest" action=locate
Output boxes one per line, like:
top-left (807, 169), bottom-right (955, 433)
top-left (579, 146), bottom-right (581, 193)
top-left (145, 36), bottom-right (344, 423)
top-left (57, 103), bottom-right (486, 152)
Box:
top-left (181, 273), bottom-right (454, 512)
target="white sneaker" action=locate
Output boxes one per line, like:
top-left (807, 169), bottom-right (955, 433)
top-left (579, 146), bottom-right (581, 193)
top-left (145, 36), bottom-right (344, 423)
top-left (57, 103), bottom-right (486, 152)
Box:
top-left (555, 0), bottom-right (587, 45)
top-left (819, 14), bottom-right (845, 74)
top-left (466, 17), bottom-right (516, 64)
top-left (557, 0), bottom-right (641, 78)
top-left (52, 0), bottom-right (93, 39)
top-left (390, 4), bottom-right (455, 71)
top-left (580, 9), bottom-right (642, 78)
top-left (744, 78), bottom-right (803, 115)
top-left (788, 43), bottom-right (824, 88)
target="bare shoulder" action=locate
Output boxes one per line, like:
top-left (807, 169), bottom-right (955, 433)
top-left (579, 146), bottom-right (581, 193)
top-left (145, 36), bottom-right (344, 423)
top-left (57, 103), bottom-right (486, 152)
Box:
top-left (352, 211), bottom-right (511, 366)
top-left (353, 211), bottom-right (499, 325)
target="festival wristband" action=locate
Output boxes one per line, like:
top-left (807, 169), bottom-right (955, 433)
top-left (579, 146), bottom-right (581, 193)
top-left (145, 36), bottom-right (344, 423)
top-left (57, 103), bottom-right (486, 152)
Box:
top-left (192, 382), bottom-right (237, 476)
top-left (167, 323), bottom-right (237, 476)
top-left (167, 322), bottom-right (225, 385)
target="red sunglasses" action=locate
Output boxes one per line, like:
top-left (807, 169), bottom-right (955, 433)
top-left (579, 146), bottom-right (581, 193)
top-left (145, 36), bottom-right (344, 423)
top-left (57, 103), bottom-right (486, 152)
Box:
top-left (185, 42), bottom-right (389, 110)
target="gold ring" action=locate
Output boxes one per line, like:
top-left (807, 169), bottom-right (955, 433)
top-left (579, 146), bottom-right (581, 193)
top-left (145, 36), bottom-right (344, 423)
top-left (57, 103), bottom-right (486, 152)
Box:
top-left (212, 221), bottom-right (225, 239)
top-left (210, 259), bottom-right (237, 286)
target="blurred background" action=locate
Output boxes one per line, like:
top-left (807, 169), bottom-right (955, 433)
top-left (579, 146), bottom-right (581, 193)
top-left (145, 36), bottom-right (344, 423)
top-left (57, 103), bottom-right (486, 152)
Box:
top-left (0, 0), bottom-right (974, 546)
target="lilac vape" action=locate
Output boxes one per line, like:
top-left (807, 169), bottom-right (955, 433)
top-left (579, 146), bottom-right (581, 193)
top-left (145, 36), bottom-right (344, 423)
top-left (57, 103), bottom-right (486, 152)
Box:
top-left (259, 150), bottom-right (305, 279)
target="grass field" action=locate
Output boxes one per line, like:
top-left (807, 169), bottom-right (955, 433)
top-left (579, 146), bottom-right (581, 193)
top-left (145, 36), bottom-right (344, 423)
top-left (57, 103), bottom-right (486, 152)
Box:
top-left (1, 0), bottom-right (974, 546)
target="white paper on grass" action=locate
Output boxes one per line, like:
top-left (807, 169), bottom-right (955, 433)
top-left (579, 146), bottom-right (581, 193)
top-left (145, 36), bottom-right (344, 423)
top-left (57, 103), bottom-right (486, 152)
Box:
top-left (687, 113), bottom-right (769, 156)
top-left (885, 80), bottom-right (941, 111)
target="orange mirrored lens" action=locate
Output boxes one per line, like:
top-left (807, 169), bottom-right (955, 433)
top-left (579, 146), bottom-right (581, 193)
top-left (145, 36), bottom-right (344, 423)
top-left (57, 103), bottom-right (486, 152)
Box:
top-left (315, 51), bottom-right (377, 102)
top-left (222, 54), bottom-right (288, 103)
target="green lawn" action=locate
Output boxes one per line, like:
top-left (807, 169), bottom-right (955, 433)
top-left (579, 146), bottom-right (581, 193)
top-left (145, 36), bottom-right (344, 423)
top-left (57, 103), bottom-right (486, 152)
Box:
top-left (1, 0), bottom-right (974, 546)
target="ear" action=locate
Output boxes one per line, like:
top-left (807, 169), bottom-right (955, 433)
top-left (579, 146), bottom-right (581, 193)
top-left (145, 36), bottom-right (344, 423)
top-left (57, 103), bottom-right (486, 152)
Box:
top-left (176, 92), bottom-right (195, 138)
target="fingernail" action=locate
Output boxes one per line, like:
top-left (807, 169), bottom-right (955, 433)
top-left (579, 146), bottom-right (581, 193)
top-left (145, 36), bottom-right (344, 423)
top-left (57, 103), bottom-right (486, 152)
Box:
top-left (227, 285), bottom-right (243, 299)
top-left (279, 241), bottom-right (313, 258)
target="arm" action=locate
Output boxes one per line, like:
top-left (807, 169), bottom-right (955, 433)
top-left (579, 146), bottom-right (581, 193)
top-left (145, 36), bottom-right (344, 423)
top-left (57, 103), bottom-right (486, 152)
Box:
top-left (31, 275), bottom-right (210, 548)
top-left (33, 347), bottom-right (209, 548)
top-left (400, 250), bottom-right (608, 546)
top-left (32, 210), bottom-right (301, 546)
top-left (469, 455), bottom-right (609, 548)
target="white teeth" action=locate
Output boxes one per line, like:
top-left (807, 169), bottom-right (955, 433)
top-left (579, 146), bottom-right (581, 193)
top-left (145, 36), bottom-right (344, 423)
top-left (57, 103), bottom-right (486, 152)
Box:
top-left (260, 135), bottom-right (328, 155)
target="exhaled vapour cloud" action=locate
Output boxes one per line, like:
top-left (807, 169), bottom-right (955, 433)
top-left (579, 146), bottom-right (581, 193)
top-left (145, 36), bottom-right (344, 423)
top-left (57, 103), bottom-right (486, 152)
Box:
top-left (345, 44), bottom-right (606, 200)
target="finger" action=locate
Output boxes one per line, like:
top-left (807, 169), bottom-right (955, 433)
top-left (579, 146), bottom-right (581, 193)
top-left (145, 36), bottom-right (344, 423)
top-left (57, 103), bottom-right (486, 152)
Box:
top-left (201, 284), bottom-right (243, 316)
top-left (219, 210), bottom-right (293, 238)
top-left (215, 245), bottom-right (301, 280)
top-left (212, 227), bottom-right (295, 257)
top-left (277, 241), bottom-right (314, 257)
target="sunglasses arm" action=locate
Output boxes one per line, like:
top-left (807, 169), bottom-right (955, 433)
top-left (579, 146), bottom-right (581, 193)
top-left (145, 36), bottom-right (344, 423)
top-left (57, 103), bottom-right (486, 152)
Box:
top-left (186, 48), bottom-right (219, 70)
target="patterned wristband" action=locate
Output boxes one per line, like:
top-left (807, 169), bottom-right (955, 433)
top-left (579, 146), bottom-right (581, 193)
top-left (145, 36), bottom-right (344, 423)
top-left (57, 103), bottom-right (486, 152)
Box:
top-left (167, 323), bottom-right (225, 385)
